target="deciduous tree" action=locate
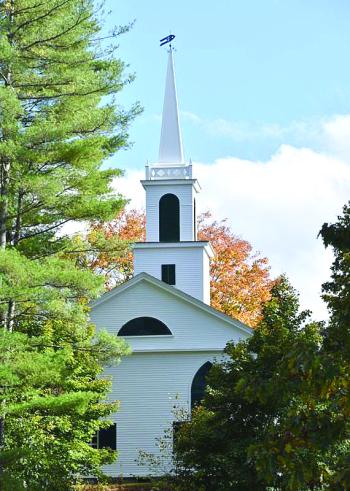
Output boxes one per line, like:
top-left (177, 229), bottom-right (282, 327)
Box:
top-left (172, 276), bottom-right (320, 491)
top-left (170, 203), bottom-right (350, 491)
top-left (198, 212), bottom-right (273, 326)
top-left (86, 210), bottom-right (273, 327)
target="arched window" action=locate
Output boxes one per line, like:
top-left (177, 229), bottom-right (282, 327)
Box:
top-left (118, 317), bottom-right (172, 336)
top-left (159, 193), bottom-right (180, 242)
top-left (191, 361), bottom-right (213, 410)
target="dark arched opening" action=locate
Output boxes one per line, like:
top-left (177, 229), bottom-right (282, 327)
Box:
top-left (118, 317), bottom-right (172, 336)
top-left (159, 193), bottom-right (180, 242)
top-left (191, 361), bottom-right (213, 410)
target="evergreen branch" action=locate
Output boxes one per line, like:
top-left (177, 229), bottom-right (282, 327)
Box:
top-left (0, 71), bottom-right (9, 84)
top-left (22, 12), bottom-right (91, 51)
top-left (18, 84), bottom-right (112, 100)
top-left (12, 0), bottom-right (71, 35)
top-left (14, 80), bottom-right (75, 88)
top-left (9, 1), bottom-right (47, 16)
top-left (16, 220), bottom-right (71, 241)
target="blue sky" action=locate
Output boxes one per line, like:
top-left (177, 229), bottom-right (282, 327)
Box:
top-left (97, 1), bottom-right (350, 320)
top-left (105, 0), bottom-right (350, 166)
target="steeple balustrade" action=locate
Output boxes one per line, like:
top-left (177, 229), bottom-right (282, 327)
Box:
top-left (145, 163), bottom-right (192, 180)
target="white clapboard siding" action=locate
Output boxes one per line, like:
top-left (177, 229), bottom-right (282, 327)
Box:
top-left (102, 351), bottom-right (223, 477)
top-left (91, 275), bottom-right (251, 477)
top-left (133, 243), bottom-right (211, 304)
top-left (142, 181), bottom-right (197, 242)
top-left (91, 276), bottom-right (250, 353)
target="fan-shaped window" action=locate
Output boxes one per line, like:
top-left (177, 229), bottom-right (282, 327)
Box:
top-left (159, 193), bottom-right (180, 242)
top-left (191, 362), bottom-right (213, 410)
top-left (118, 317), bottom-right (172, 336)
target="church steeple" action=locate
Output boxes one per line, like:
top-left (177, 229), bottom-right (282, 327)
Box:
top-left (133, 47), bottom-right (214, 304)
top-left (158, 49), bottom-right (184, 164)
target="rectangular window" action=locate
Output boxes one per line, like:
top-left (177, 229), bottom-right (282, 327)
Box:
top-left (162, 264), bottom-right (176, 285)
top-left (91, 423), bottom-right (117, 450)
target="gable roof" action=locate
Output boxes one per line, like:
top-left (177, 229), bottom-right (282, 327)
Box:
top-left (91, 272), bottom-right (252, 336)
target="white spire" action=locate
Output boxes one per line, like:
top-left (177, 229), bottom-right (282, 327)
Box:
top-left (158, 49), bottom-right (184, 164)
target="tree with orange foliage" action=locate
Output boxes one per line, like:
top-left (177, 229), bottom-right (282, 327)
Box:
top-left (81, 209), bottom-right (145, 288)
top-left (198, 212), bottom-right (273, 327)
top-left (85, 209), bottom-right (273, 327)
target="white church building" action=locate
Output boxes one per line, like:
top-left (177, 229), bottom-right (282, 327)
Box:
top-left (90, 49), bottom-right (252, 478)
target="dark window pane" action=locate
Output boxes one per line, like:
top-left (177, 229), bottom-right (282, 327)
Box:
top-left (162, 264), bottom-right (176, 285)
top-left (118, 317), bottom-right (172, 336)
top-left (99, 423), bottom-right (117, 450)
top-left (159, 193), bottom-right (180, 242)
top-left (191, 362), bottom-right (213, 410)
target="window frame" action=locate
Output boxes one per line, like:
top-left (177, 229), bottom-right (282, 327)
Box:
top-left (161, 264), bottom-right (176, 285)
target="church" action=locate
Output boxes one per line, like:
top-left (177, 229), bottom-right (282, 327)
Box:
top-left (90, 48), bottom-right (252, 478)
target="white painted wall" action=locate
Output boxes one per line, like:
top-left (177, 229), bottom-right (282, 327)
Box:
top-left (142, 181), bottom-right (197, 242)
top-left (202, 248), bottom-right (211, 305)
top-left (103, 351), bottom-right (222, 477)
top-left (91, 280), bottom-right (249, 353)
top-left (133, 244), bottom-right (211, 303)
top-left (91, 279), bottom-right (251, 478)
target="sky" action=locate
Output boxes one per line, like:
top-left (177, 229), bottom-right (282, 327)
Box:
top-left (100, 0), bottom-right (350, 320)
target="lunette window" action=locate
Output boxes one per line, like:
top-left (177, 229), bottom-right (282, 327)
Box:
top-left (118, 317), bottom-right (172, 336)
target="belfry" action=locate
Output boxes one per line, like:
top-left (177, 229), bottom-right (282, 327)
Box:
top-left (134, 49), bottom-right (214, 304)
top-left (91, 48), bottom-right (251, 478)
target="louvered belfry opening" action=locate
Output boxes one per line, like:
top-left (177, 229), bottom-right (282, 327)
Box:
top-left (159, 193), bottom-right (180, 242)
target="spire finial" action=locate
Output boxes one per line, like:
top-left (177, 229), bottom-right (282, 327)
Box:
top-left (158, 35), bottom-right (184, 164)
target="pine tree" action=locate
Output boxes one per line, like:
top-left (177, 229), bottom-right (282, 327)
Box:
top-left (0, 0), bottom-right (139, 487)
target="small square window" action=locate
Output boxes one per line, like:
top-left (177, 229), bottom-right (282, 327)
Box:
top-left (91, 423), bottom-right (117, 450)
top-left (162, 264), bottom-right (176, 285)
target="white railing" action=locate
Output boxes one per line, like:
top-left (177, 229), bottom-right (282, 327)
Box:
top-left (145, 163), bottom-right (192, 180)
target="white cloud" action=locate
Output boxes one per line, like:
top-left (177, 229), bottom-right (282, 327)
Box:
top-left (322, 115), bottom-right (350, 160)
top-left (181, 111), bottom-right (350, 160)
top-left (181, 111), bottom-right (287, 141)
top-left (117, 142), bottom-right (350, 321)
top-left (114, 169), bottom-right (145, 210)
top-left (195, 145), bottom-right (350, 320)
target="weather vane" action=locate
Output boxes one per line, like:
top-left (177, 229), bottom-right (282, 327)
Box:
top-left (160, 34), bottom-right (175, 49)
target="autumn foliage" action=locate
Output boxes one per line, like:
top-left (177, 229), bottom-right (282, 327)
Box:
top-left (87, 209), bottom-right (273, 327)
top-left (83, 209), bottom-right (146, 288)
top-left (198, 212), bottom-right (273, 326)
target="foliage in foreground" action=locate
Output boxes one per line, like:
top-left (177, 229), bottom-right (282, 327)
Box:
top-left (0, 0), bottom-right (139, 487)
top-left (0, 329), bottom-right (129, 490)
top-left (169, 276), bottom-right (321, 490)
top-left (169, 202), bottom-right (350, 490)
